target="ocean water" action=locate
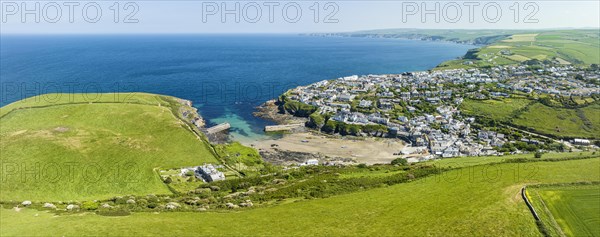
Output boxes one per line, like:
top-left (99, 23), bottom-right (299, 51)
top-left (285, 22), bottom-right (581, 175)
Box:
top-left (0, 34), bottom-right (474, 141)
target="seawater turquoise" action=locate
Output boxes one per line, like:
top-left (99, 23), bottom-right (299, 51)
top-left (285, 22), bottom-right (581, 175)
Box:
top-left (0, 34), bottom-right (474, 141)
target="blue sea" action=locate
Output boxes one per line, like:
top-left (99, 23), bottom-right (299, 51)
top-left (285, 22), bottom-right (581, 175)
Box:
top-left (0, 34), bottom-right (474, 141)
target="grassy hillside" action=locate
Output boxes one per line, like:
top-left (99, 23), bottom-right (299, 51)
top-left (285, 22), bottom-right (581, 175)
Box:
top-left (1, 157), bottom-right (598, 236)
top-left (0, 93), bottom-right (165, 117)
top-left (513, 103), bottom-right (600, 139)
top-left (437, 30), bottom-right (600, 68)
top-left (426, 151), bottom-right (598, 169)
top-left (461, 98), bottom-right (532, 121)
top-left (461, 98), bottom-right (600, 139)
top-left (0, 93), bottom-right (219, 201)
top-left (316, 29), bottom-right (599, 68)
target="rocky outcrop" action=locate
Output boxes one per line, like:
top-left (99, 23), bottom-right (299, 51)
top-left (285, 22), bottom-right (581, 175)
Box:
top-left (254, 100), bottom-right (308, 125)
top-left (166, 202), bottom-right (181, 210)
top-left (259, 149), bottom-right (326, 165)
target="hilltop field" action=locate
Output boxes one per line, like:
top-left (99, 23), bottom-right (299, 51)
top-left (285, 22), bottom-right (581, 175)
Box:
top-left (436, 30), bottom-right (600, 69)
top-left (320, 29), bottom-right (599, 68)
top-left (528, 183), bottom-right (600, 237)
top-left (0, 93), bottom-right (219, 201)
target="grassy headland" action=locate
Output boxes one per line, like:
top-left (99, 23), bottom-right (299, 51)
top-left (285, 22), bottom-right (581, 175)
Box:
top-left (314, 29), bottom-right (600, 68)
top-left (0, 93), bottom-right (219, 201)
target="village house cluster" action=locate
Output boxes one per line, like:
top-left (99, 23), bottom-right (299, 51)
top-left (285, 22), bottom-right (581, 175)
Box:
top-left (180, 164), bottom-right (225, 182)
top-left (285, 65), bottom-right (599, 160)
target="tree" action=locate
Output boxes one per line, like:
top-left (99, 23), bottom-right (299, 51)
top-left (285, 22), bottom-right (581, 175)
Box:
top-left (321, 120), bottom-right (337, 134)
top-left (391, 158), bottom-right (408, 166)
top-left (308, 112), bottom-right (325, 128)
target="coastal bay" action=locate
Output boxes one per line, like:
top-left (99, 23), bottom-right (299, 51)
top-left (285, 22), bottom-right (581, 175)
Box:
top-left (0, 34), bottom-right (474, 141)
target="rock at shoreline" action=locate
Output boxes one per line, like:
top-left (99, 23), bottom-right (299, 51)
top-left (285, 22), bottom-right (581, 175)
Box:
top-left (259, 149), bottom-right (325, 165)
top-left (254, 100), bottom-right (307, 125)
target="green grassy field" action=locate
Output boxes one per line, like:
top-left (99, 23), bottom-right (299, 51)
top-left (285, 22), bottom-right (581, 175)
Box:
top-left (0, 93), bottom-right (166, 117)
top-left (513, 103), bottom-right (600, 139)
top-left (460, 98), bottom-right (532, 121)
top-left (436, 30), bottom-right (600, 69)
top-left (529, 184), bottom-right (600, 237)
top-left (426, 151), bottom-right (599, 169)
top-left (0, 93), bottom-right (219, 202)
top-left (461, 98), bottom-right (600, 139)
top-left (1, 156), bottom-right (598, 236)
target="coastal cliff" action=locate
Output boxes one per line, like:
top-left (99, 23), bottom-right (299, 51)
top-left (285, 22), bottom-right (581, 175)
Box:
top-left (253, 98), bottom-right (308, 125)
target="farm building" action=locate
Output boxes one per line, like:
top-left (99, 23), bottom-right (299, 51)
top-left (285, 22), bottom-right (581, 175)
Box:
top-left (195, 164), bottom-right (225, 182)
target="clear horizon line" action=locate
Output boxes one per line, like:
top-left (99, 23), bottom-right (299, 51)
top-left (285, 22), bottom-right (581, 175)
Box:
top-left (2, 27), bottom-right (599, 36)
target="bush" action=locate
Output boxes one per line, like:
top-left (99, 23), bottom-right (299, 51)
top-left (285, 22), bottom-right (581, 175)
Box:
top-left (136, 199), bottom-right (148, 207)
top-left (534, 152), bottom-right (543, 158)
top-left (282, 100), bottom-right (317, 117)
top-left (357, 163), bottom-right (368, 169)
top-left (82, 201), bottom-right (99, 210)
top-left (321, 120), bottom-right (337, 134)
top-left (114, 197), bottom-right (128, 205)
top-left (146, 195), bottom-right (159, 203)
top-left (97, 208), bottom-right (131, 216)
top-left (308, 112), bottom-right (325, 128)
top-left (391, 158), bottom-right (408, 166)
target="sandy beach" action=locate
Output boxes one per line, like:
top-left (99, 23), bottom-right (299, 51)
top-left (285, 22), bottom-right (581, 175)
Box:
top-left (245, 132), bottom-right (406, 164)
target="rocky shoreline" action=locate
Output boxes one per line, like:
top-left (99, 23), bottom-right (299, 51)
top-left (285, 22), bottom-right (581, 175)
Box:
top-left (253, 99), bottom-right (308, 125)
top-left (259, 149), bottom-right (355, 166)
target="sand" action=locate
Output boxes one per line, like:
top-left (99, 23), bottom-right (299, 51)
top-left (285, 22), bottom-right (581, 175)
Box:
top-left (245, 132), bottom-right (406, 164)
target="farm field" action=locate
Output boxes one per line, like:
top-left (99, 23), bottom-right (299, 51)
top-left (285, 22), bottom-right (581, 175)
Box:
top-left (437, 30), bottom-right (600, 69)
top-left (502, 34), bottom-right (538, 42)
top-left (0, 93), bottom-right (219, 201)
top-left (460, 98), bottom-right (532, 121)
top-left (1, 157), bottom-right (599, 236)
top-left (529, 184), bottom-right (600, 237)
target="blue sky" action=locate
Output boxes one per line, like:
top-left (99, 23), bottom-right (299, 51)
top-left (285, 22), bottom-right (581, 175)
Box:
top-left (1, 1), bottom-right (599, 34)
